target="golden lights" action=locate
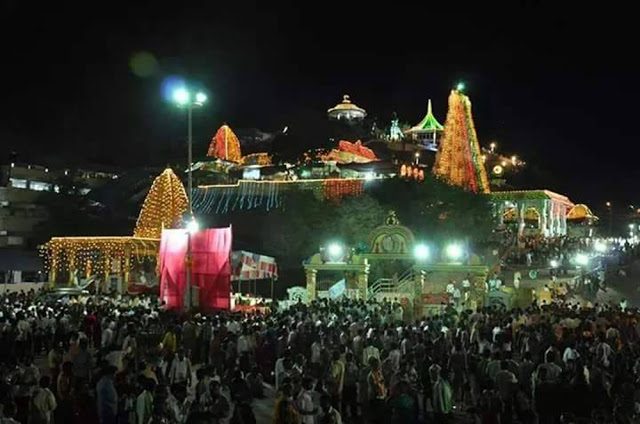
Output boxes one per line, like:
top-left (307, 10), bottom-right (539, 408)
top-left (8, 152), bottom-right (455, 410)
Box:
top-left (134, 168), bottom-right (188, 239)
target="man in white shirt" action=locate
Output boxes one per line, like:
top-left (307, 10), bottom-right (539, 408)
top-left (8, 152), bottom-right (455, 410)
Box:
top-left (297, 378), bottom-right (318, 424)
top-left (237, 330), bottom-right (252, 356)
top-left (101, 321), bottom-right (115, 349)
top-left (388, 343), bottom-right (401, 372)
top-left (446, 281), bottom-right (456, 296)
top-left (226, 319), bottom-right (240, 335)
top-left (311, 339), bottom-right (323, 365)
top-left (362, 339), bottom-right (380, 366)
top-left (352, 330), bottom-right (364, 360)
top-left (274, 356), bottom-right (285, 390)
top-left (462, 276), bottom-right (472, 302)
top-left (452, 287), bottom-right (462, 308)
top-left (513, 271), bottom-right (522, 289)
top-left (595, 337), bottom-right (613, 368)
top-left (562, 343), bottom-right (579, 364)
top-left (536, 351), bottom-right (562, 383)
top-left (169, 349), bottom-right (192, 386)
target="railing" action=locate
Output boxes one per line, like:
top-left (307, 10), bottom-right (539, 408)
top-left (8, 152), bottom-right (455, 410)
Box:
top-left (368, 267), bottom-right (415, 299)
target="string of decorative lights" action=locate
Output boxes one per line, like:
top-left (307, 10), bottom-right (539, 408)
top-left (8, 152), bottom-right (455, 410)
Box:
top-left (39, 237), bottom-right (160, 276)
top-left (193, 178), bottom-right (377, 214)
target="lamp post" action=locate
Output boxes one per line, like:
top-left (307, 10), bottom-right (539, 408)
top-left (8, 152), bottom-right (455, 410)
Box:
top-left (173, 87), bottom-right (207, 311)
top-left (606, 201), bottom-right (612, 236)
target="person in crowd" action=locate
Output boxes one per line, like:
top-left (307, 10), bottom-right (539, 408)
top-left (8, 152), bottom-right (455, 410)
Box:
top-left (73, 338), bottom-right (93, 384)
top-left (169, 348), bottom-right (192, 387)
top-left (296, 377), bottom-right (317, 424)
top-left (47, 342), bottom-right (63, 385)
top-left (431, 364), bottom-right (453, 423)
top-left (533, 367), bottom-right (559, 423)
top-left (30, 376), bottom-right (57, 424)
top-left (1, 402), bottom-right (21, 424)
top-left (367, 358), bottom-right (387, 424)
top-left (136, 377), bottom-right (155, 424)
top-left (319, 394), bottom-right (342, 424)
top-left (2, 267), bottom-right (640, 424)
top-left (161, 326), bottom-right (177, 356)
top-left (97, 365), bottom-right (118, 424)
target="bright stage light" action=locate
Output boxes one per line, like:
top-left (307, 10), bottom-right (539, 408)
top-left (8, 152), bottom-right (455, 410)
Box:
top-left (575, 253), bottom-right (589, 266)
top-left (456, 82), bottom-right (466, 91)
top-left (195, 92), bottom-right (207, 105)
top-left (414, 244), bottom-right (429, 261)
top-left (594, 241), bottom-right (607, 253)
top-left (186, 218), bottom-right (199, 234)
top-left (550, 259), bottom-right (559, 268)
top-left (327, 243), bottom-right (344, 261)
top-left (173, 88), bottom-right (190, 106)
top-left (446, 243), bottom-right (463, 261)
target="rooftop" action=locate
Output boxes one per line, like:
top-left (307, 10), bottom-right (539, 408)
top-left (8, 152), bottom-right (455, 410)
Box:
top-left (327, 95), bottom-right (367, 120)
top-left (406, 99), bottom-right (444, 133)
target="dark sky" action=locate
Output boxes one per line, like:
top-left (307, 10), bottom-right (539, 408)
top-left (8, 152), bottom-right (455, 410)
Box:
top-left (1, 1), bottom-right (637, 210)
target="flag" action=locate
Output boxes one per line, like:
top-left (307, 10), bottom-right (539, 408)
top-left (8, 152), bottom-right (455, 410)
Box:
top-left (231, 250), bottom-right (278, 281)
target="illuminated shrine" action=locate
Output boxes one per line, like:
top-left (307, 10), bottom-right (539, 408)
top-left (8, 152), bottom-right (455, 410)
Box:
top-left (41, 168), bottom-right (188, 292)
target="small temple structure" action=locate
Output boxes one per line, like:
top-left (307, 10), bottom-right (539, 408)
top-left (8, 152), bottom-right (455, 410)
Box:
top-left (404, 99), bottom-right (444, 151)
top-left (492, 190), bottom-right (575, 237)
top-left (327, 94), bottom-right (367, 121)
top-left (41, 168), bottom-right (188, 292)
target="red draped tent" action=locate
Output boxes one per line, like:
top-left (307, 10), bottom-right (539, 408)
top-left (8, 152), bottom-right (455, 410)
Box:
top-left (159, 227), bottom-right (232, 310)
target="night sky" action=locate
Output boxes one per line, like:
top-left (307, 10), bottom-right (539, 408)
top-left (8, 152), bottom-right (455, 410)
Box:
top-left (1, 1), bottom-right (637, 211)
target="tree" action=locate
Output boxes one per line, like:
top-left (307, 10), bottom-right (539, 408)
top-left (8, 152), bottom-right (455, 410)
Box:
top-left (369, 177), bottom-right (494, 246)
top-left (259, 189), bottom-right (335, 267)
top-left (331, 194), bottom-right (386, 248)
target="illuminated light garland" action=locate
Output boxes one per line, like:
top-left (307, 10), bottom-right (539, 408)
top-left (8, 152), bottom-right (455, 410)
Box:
top-left (39, 237), bottom-right (160, 277)
top-left (193, 178), bottom-right (375, 213)
top-left (240, 153), bottom-right (272, 166)
top-left (134, 168), bottom-right (188, 238)
top-left (433, 90), bottom-right (490, 194)
top-left (322, 179), bottom-right (364, 202)
top-left (207, 124), bottom-right (242, 162)
top-left (192, 181), bottom-right (282, 214)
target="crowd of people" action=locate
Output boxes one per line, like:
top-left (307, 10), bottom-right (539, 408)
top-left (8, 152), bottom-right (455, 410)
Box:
top-left (1, 284), bottom-right (640, 424)
top-left (504, 236), bottom-right (591, 269)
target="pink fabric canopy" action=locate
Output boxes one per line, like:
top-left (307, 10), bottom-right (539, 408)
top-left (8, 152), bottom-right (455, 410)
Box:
top-left (159, 227), bottom-right (232, 310)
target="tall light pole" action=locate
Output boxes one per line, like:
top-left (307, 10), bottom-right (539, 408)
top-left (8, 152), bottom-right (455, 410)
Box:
top-left (173, 87), bottom-right (207, 311)
top-left (606, 201), bottom-right (612, 236)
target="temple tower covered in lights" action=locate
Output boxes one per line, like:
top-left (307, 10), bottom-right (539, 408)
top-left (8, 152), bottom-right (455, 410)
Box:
top-left (433, 89), bottom-right (490, 194)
